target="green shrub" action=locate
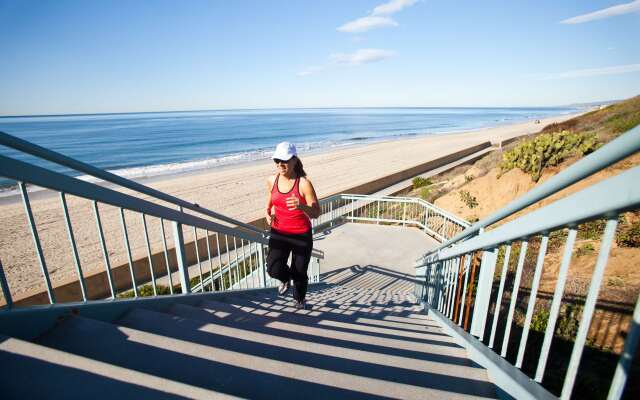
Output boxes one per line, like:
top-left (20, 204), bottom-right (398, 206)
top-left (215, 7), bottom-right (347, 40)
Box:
top-left (459, 190), bottom-right (478, 209)
top-left (576, 243), bottom-right (595, 257)
top-left (617, 221), bottom-right (640, 247)
top-left (464, 174), bottom-right (474, 183)
top-left (419, 187), bottom-right (431, 200)
top-left (118, 284), bottom-right (173, 298)
top-left (412, 176), bottom-right (432, 189)
top-left (578, 219), bottom-right (607, 240)
top-left (500, 131), bottom-right (599, 181)
top-left (605, 110), bottom-right (640, 135)
top-left (556, 304), bottom-right (581, 339)
top-left (531, 307), bottom-right (550, 332)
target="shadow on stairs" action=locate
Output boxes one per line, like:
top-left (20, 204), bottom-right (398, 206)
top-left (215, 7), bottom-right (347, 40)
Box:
top-left (0, 265), bottom-right (499, 399)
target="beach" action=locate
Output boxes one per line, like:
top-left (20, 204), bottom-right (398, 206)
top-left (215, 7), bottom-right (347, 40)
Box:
top-left (0, 112), bottom-right (584, 299)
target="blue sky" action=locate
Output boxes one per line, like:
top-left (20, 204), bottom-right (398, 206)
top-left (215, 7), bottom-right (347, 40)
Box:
top-left (1, 0), bottom-right (639, 115)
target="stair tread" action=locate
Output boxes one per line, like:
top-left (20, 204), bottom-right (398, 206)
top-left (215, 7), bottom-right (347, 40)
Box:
top-left (34, 314), bottom-right (496, 399)
top-left (0, 334), bottom-right (226, 399)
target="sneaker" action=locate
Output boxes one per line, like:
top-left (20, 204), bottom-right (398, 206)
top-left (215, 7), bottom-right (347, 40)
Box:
top-left (278, 281), bottom-right (290, 296)
top-left (295, 300), bottom-right (306, 310)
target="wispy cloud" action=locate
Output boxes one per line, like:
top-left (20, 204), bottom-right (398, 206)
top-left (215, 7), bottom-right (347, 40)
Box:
top-left (297, 66), bottom-right (325, 77)
top-left (338, 0), bottom-right (418, 33)
top-left (537, 64), bottom-right (640, 80)
top-left (337, 16), bottom-right (397, 33)
top-left (330, 49), bottom-right (395, 66)
top-left (297, 49), bottom-right (395, 76)
top-left (560, 0), bottom-right (640, 24)
top-left (372, 0), bottom-right (419, 16)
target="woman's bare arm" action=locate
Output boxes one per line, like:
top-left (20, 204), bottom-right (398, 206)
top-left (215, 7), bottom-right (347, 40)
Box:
top-left (288, 177), bottom-right (320, 219)
top-left (265, 176), bottom-right (275, 226)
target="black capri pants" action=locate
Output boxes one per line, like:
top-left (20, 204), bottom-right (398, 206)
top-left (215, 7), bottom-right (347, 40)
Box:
top-left (267, 228), bottom-right (313, 302)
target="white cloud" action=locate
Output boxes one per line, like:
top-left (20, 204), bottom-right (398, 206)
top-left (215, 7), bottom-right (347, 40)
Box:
top-left (538, 64), bottom-right (640, 80)
top-left (297, 66), bottom-right (325, 76)
top-left (297, 49), bottom-right (395, 76)
top-left (338, 0), bottom-right (418, 33)
top-left (330, 49), bottom-right (395, 66)
top-left (337, 16), bottom-right (398, 33)
top-left (560, 0), bottom-right (640, 24)
top-left (372, 0), bottom-right (418, 16)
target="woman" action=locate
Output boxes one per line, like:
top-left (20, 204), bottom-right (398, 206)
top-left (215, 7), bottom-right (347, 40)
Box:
top-left (265, 141), bottom-right (320, 309)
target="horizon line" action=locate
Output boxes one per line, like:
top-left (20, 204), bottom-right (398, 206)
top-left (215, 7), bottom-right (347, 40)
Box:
top-left (0, 100), bottom-right (619, 119)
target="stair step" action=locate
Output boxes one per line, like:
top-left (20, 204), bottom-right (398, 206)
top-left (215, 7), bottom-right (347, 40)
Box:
top-left (224, 293), bottom-right (455, 345)
top-left (0, 334), bottom-right (222, 399)
top-left (121, 307), bottom-right (496, 399)
top-left (201, 297), bottom-right (466, 356)
top-left (173, 300), bottom-right (481, 374)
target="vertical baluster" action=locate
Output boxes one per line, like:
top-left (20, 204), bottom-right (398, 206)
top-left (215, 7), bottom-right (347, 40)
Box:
top-left (458, 254), bottom-right (472, 326)
top-left (159, 218), bottom-right (174, 294)
top-left (19, 182), bottom-right (55, 303)
top-left (607, 292), bottom-right (640, 400)
top-left (225, 235), bottom-right (233, 288)
top-left (449, 258), bottom-right (458, 318)
top-left (350, 198), bottom-right (354, 222)
top-left (437, 260), bottom-right (447, 312)
top-left (93, 202), bottom-right (116, 298)
top-left (215, 233), bottom-right (225, 291)
top-left (453, 256), bottom-right (465, 322)
top-left (246, 241), bottom-right (255, 289)
top-left (489, 244), bottom-right (512, 348)
top-left (233, 237), bottom-right (240, 286)
top-left (172, 221), bottom-right (190, 294)
top-left (448, 258), bottom-right (459, 319)
top-left (0, 258), bottom-right (13, 309)
top-left (329, 201), bottom-right (334, 227)
top-left (536, 228), bottom-right (577, 382)
top-left (119, 208), bottom-right (138, 297)
top-left (258, 242), bottom-right (267, 287)
top-left (516, 234), bottom-right (549, 368)
top-left (60, 193), bottom-right (88, 301)
top-left (561, 218), bottom-right (618, 400)
top-left (193, 227), bottom-right (204, 292)
top-left (501, 241), bottom-right (528, 357)
top-left (205, 230), bottom-right (215, 292)
top-left (141, 214), bottom-right (157, 296)
top-left (443, 259), bottom-right (452, 315)
top-left (463, 253), bottom-right (479, 331)
top-left (241, 239), bottom-right (248, 289)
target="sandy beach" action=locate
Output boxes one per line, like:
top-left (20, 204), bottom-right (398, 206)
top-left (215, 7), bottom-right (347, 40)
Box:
top-left (0, 112), bottom-right (584, 299)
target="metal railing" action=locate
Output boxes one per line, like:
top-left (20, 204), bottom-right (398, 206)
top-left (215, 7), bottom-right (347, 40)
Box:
top-left (314, 193), bottom-right (470, 242)
top-left (415, 126), bottom-right (640, 400)
top-left (0, 131), bottom-right (322, 308)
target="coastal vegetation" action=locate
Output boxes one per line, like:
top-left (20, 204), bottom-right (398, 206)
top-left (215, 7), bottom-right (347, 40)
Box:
top-left (404, 94), bottom-right (640, 399)
top-left (500, 130), bottom-right (599, 181)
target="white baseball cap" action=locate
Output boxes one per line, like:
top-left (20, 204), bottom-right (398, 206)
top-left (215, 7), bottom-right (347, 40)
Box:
top-left (272, 141), bottom-right (297, 161)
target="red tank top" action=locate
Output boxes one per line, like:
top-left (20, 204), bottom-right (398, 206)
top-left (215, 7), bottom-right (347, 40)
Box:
top-left (270, 174), bottom-right (312, 234)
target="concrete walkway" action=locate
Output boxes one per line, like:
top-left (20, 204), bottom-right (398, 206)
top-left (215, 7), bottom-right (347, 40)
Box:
top-left (313, 222), bottom-right (441, 275)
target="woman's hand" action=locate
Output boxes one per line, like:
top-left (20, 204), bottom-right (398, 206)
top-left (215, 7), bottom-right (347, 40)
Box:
top-left (286, 195), bottom-right (300, 211)
top-left (265, 210), bottom-right (274, 226)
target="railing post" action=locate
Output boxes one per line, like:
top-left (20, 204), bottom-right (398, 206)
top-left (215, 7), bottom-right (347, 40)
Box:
top-left (258, 242), bottom-right (267, 287)
top-left (172, 221), bottom-right (191, 294)
top-left (402, 202), bottom-right (407, 226)
top-left (470, 246), bottom-right (498, 340)
top-left (0, 257), bottom-right (13, 309)
top-left (423, 206), bottom-right (428, 233)
top-left (329, 201), bottom-right (334, 227)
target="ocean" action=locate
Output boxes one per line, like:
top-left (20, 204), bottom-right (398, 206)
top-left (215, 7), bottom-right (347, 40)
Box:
top-left (0, 107), bottom-right (579, 191)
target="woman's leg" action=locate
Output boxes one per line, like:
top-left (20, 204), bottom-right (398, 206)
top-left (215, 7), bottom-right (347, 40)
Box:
top-left (266, 234), bottom-right (292, 284)
top-left (290, 231), bottom-right (313, 302)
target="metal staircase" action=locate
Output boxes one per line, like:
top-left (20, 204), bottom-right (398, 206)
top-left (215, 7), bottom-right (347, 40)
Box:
top-left (1, 265), bottom-right (498, 399)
